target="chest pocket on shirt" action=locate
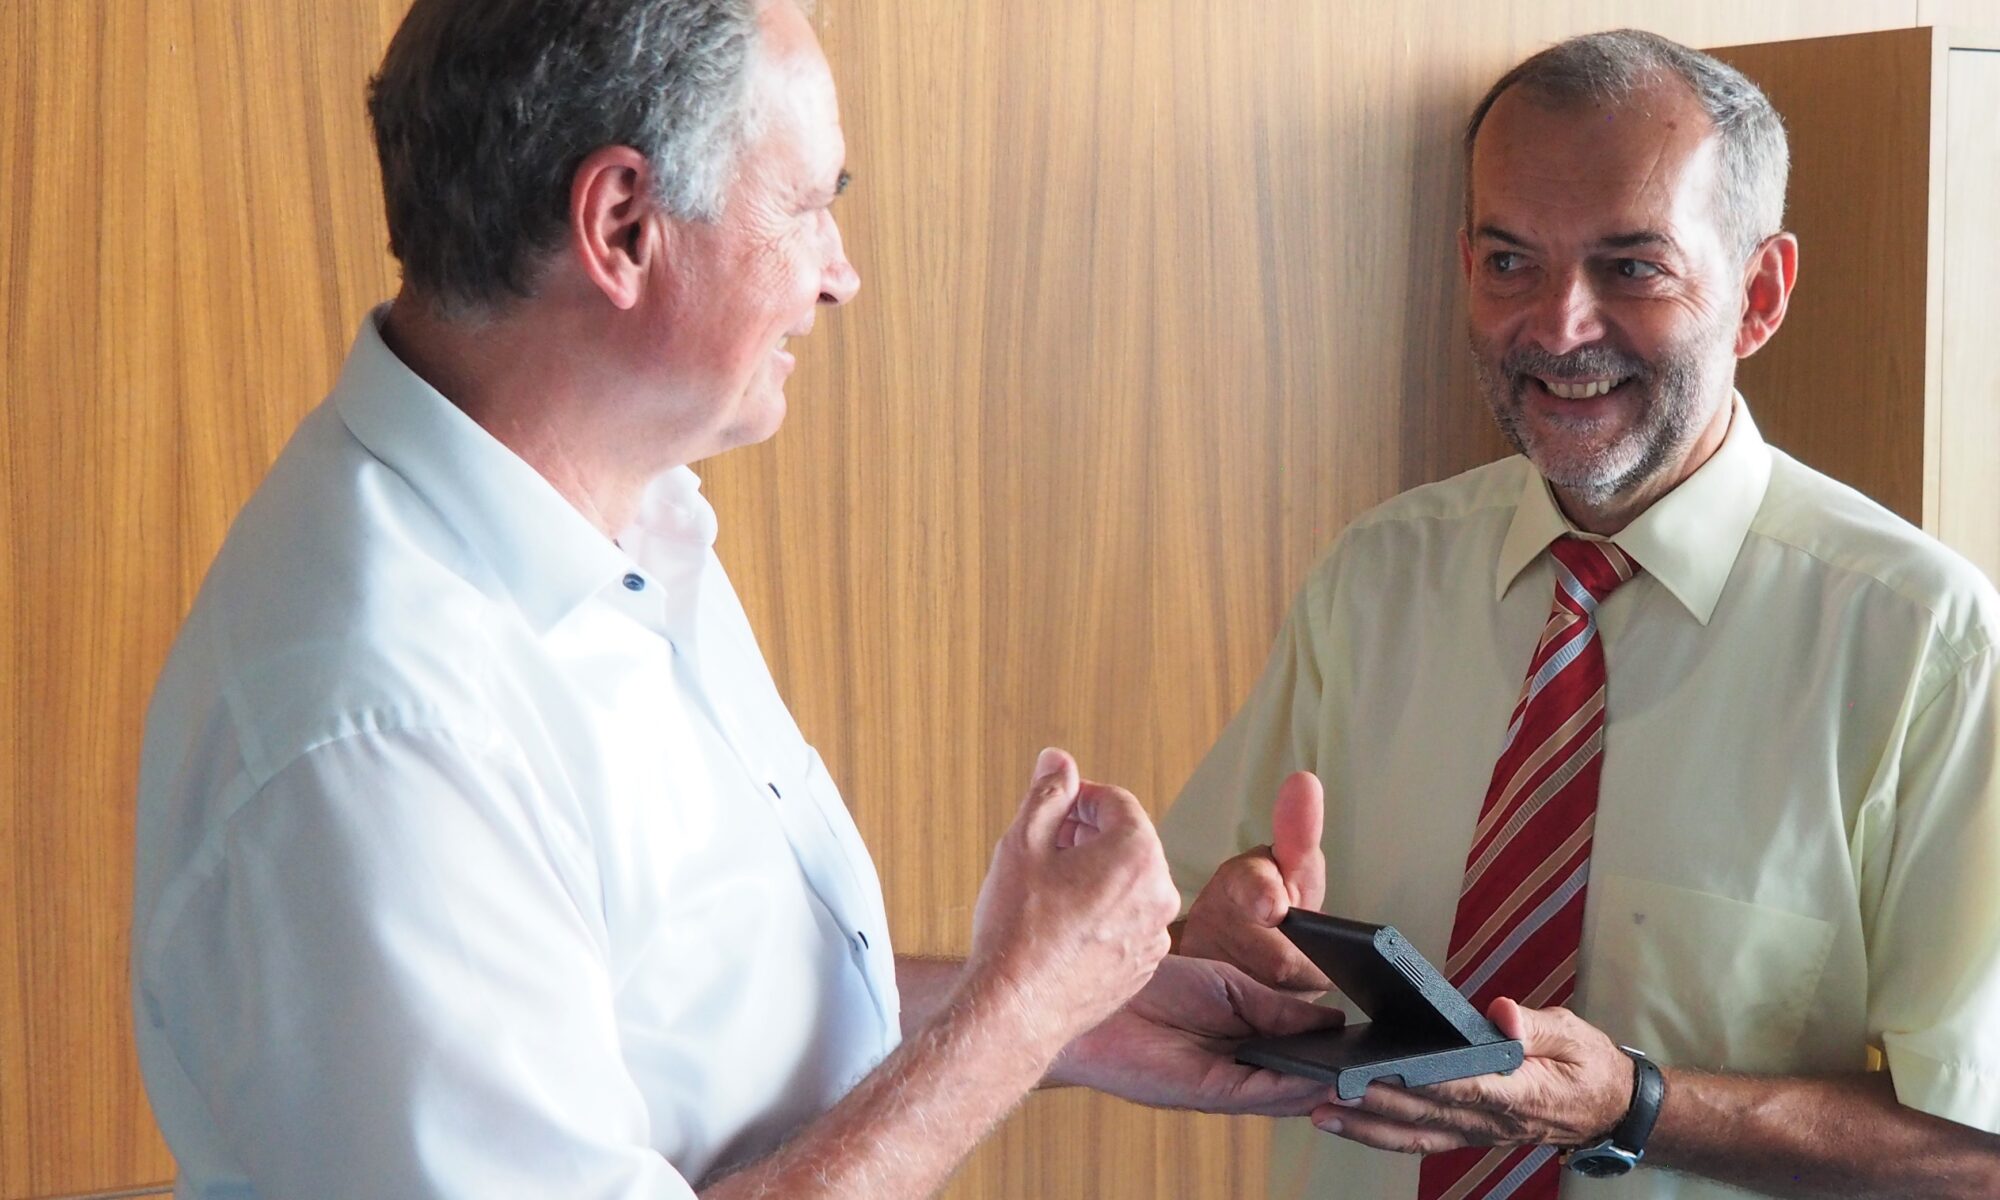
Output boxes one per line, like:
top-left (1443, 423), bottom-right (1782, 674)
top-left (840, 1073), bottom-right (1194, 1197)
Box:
top-left (1585, 874), bottom-right (1834, 1073)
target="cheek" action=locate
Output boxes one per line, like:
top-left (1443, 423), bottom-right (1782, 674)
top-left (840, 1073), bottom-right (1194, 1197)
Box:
top-left (1616, 296), bottom-right (1718, 361)
top-left (1465, 303), bottom-right (1517, 359)
top-left (745, 223), bottom-right (820, 293)
top-left (1466, 287), bottom-right (1534, 338)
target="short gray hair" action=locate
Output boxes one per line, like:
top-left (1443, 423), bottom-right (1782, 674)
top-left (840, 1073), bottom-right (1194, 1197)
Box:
top-left (368, 0), bottom-right (764, 316)
top-left (1463, 29), bottom-right (1788, 259)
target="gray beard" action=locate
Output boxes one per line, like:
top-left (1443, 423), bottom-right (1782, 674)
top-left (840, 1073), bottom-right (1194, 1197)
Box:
top-left (1470, 326), bottom-right (1732, 508)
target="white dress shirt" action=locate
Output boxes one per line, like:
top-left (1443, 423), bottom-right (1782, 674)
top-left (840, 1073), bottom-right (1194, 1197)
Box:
top-left (132, 310), bottom-right (901, 1199)
top-left (1161, 400), bottom-right (2000, 1199)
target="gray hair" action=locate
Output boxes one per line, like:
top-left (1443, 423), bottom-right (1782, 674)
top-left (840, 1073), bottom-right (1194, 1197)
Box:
top-left (1463, 29), bottom-right (1788, 259)
top-left (368, 0), bottom-right (765, 316)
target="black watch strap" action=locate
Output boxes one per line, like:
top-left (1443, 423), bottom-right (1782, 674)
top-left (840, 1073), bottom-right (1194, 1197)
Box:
top-left (1609, 1046), bottom-right (1666, 1155)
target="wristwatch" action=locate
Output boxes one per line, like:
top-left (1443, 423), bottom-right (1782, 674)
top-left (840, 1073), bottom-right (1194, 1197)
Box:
top-left (1564, 1046), bottom-right (1667, 1178)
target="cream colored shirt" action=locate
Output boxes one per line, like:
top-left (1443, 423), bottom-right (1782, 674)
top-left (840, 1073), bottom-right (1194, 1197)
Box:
top-left (1160, 401), bottom-right (2000, 1199)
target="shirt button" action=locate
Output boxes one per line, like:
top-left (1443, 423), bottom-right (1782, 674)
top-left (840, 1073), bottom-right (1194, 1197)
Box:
top-left (622, 573), bottom-right (646, 592)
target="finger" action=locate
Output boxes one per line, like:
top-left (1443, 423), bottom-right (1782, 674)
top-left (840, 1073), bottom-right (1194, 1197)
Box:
top-left (1017, 747), bottom-right (1081, 845)
top-left (1405, 1072), bottom-right (1503, 1108)
top-left (1216, 851), bottom-right (1291, 928)
top-left (1270, 771), bottom-right (1327, 910)
top-left (1194, 1065), bottom-right (1347, 1117)
top-left (1222, 927), bottom-right (1333, 994)
top-left (1067, 781), bottom-right (1153, 840)
top-left (1311, 1105), bottom-right (1476, 1155)
top-left (1216, 961), bottom-right (1345, 1038)
top-left (1354, 1082), bottom-right (1485, 1133)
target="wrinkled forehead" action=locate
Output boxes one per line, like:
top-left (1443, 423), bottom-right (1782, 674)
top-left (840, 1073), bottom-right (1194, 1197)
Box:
top-left (1469, 83), bottom-right (1723, 243)
top-left (742, 2), bottom-right (844, 164)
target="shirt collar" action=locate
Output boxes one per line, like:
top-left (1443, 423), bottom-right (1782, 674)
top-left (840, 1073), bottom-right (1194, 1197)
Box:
top-left (332, 306), bottom-right (682, 634)
top-left (1493, 394), bottom-right (1772, 625)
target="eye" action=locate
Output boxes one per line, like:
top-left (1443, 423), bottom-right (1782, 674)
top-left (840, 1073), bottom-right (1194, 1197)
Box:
top-left (835, 170), bottom-right (852, 198)
top-left (1614, 258), bottom-right (1664, 280)
top-left (1487, 251), bottom-right (1524, 274)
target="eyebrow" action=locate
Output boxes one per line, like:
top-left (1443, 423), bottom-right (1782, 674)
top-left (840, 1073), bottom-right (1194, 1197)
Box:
top-left (1597, 230), bottom-right (1679, 253)
top-left (1473, 225), bottom-right (1682, 255)
top-left (1474, 224), bottom-right (1532, 248)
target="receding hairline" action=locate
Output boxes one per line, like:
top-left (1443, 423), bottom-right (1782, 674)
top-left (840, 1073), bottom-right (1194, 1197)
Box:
top-left (1457, 32), bottom-right (1788, 257)
top-left (1462, 75), bottom-right (1722, 224)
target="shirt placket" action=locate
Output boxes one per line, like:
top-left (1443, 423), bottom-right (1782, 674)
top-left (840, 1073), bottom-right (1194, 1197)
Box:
top-left (616, 567), bottom-right (897, 1047)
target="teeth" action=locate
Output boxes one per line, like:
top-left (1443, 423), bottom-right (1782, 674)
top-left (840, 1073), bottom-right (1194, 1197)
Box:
top-left (1543, 378), bottom-right (1618, 400)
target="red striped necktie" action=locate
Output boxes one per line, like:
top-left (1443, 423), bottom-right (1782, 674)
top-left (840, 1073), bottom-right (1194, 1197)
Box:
top-left (1416, 536), bottom-right (1640, 1200)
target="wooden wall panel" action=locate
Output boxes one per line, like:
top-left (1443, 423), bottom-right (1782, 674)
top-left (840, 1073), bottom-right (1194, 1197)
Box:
top-left (1708, 29), bottom-right (1939, 526)
top-left (1, 2), bottom-right (406, 1196)
top-left (0, 0), bottom-right (1936, 1197)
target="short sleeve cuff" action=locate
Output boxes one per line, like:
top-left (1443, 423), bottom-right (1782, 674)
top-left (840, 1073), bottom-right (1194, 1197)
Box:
top-left (1885, 1041), bottom-right (2000, 1134)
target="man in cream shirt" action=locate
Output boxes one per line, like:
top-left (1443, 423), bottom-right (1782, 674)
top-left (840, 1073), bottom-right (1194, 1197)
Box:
top-left (1164, 29), bottom-right (2000, 1200)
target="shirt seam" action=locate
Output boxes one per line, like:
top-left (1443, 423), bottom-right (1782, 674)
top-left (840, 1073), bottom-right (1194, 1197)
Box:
top-left (1739, 527), bottom-right (1997, 671)
top-left (1342, 490), bottom-right (1526, 536)
top-left (135, 720), bottom-right (522, 996)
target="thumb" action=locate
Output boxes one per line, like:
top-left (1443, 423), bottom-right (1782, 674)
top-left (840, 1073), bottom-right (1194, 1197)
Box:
top-left (1270, 772), bottom-right (1327, 910)
top-left (1489, 996), bottom-right (1578, 1061)
top-left (1496, 1000), bottom-right (1600, 1064)
top-left (1017, 746), bottom-right (1082, 844)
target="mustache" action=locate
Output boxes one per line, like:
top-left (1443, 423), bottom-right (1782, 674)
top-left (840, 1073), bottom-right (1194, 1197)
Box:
top-left (1502, 344), bottom-right (1649, 383)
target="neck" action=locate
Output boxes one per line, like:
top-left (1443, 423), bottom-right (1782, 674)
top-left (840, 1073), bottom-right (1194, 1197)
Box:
top-left (1552, 395), bottom-right (1735, 536)
top-left (378, 290), bottom-right (651, 539)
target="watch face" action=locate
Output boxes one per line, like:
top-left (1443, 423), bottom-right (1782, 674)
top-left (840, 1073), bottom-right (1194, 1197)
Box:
top-left (1566, 1147), bottom-right (1638, 1178)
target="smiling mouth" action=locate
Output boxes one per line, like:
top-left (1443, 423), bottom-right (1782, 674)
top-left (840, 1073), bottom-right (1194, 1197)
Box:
top-left (1532, 375), bottom-right (1632, 400)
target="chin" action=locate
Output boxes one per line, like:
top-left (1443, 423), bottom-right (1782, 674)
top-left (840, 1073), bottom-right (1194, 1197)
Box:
top-left (730, 393), bottom-right (790, 451)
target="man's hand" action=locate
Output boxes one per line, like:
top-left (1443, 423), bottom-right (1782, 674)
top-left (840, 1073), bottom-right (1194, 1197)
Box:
top-left (1311, 997), bottom-right (1633, 1153)
top-left (962, 747), bottom-right (1184, 1061)
top-left (1177, 771), bottom-right (1333, 992)
top-left (1047, 953), bottom-right (1345, 1115)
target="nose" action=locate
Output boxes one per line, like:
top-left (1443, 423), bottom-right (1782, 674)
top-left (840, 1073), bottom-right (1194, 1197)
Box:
top-left (1521, 267), bottom-right (1604, 357)
top-left (819, 258), bottom-right (859, 306)
top-left (818, 220), bottom-right (860, 306)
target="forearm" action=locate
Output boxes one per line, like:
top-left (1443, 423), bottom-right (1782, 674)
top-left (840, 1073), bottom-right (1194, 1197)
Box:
top-left (892, 955), bottom-right (1098, 1094)
top-left (703, 970), bottom-right (1053, 1200)
top-left (893, 955), bottom-right (965, 1038)
top-left (1649, 1069), bottom-right (2000, 1199)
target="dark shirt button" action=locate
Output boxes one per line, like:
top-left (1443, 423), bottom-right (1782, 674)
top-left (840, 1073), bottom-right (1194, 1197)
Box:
top-left (622, 573), bottom-right (645, 592)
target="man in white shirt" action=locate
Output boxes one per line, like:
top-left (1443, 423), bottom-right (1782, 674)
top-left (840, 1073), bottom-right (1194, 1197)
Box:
top-left (131, 1), bottom-right (1341, 1196)
top-left (1162, 29), bottom-right (2000, 1200)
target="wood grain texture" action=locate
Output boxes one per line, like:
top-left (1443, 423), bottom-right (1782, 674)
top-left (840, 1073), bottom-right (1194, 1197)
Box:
top-left (1937, 48), bottom-right (2000, 582)
top-left (0, 0), bottom-right (1945, 1197)
top-left (1710, 28), bottom-right (1938, 525)
top-left (1, 1), bottom-right (405, 1196)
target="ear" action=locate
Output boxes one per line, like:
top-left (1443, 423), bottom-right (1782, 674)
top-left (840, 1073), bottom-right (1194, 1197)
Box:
top-left (1457, 226), bottom-right (1475, 283)
top-left (1735, 232), bottom-right (1798, 359)
top-left (570, 145), bottom-right (665, 311)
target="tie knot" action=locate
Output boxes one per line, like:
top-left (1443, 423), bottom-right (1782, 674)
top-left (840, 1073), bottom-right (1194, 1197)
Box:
top-left (1549, 536), bottom-right (1640, 602)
